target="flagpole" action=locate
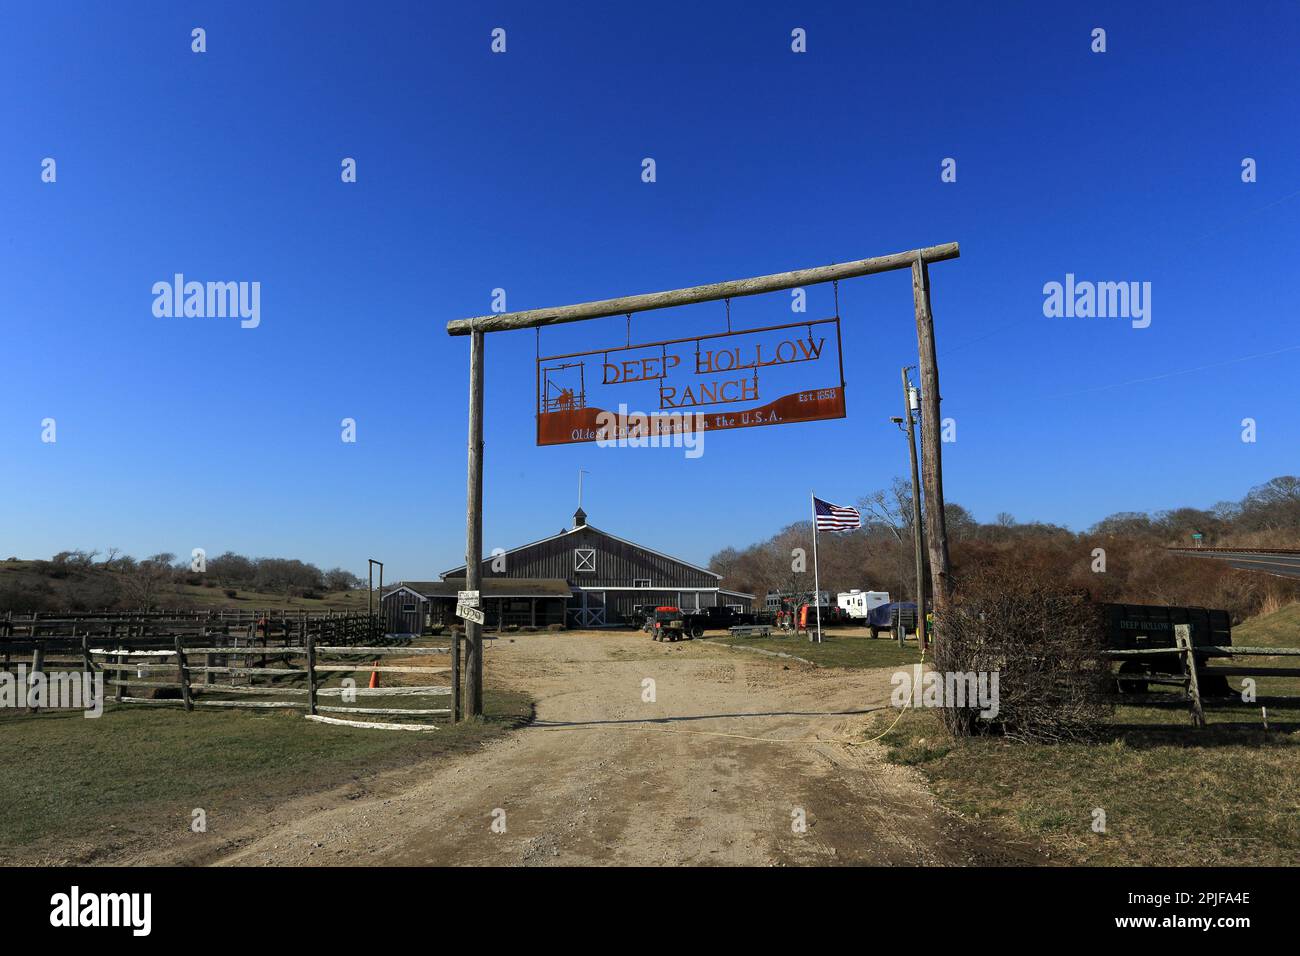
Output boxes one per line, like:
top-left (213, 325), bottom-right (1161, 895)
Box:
top-left (810, 491), bottom-right (823, 644)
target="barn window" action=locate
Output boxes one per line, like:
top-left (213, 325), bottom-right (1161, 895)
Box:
top-left (574, 548), bottom-right (596, 573)
top-left (633, 578), bottom-right (651, 588)
top-left (401, 603), bottom-right (417, 613)
top-left (727, 604), bottom-right (743, 612)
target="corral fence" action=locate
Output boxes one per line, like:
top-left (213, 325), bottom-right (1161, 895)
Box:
top-left (1, 610), bottom-right (461, 730)
top-left (1105, 623), bottom-right (1300, 729)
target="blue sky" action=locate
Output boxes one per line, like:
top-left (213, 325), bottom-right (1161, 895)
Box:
top-left (3, 1), bottom-right (1298, 579)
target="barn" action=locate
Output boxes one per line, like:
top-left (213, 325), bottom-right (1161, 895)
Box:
top-left (385, 507), bottom-right (752, 631)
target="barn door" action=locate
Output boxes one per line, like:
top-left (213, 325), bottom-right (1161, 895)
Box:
top-left (568, 590), bottom-right (606, 627)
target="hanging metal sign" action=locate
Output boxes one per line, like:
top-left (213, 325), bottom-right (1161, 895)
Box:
top-left (536, 317), bottom-right (846, 446)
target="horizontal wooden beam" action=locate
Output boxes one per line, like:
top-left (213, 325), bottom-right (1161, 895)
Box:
top-left (445, 242), bottom-right (960, 336)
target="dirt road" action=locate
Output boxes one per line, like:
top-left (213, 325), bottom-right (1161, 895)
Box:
top-left (157, 632), bottom-right (1044, 866)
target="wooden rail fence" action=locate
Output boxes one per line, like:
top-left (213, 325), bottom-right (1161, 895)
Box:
top-left (1105, 624), bottom-right (1300, 728)
top-left (1, 610), bottom-right (462, 730)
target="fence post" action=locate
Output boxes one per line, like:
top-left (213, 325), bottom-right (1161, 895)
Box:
top-left (1175, 624), bottom-right (1207, 729)
top-left (305, 630), bottom-right (318, 717)
top-left (174, 635), bottom-right (193, 712)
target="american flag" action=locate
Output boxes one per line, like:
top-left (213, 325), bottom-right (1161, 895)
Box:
top-left (813, 496), bottom-right (861, 532)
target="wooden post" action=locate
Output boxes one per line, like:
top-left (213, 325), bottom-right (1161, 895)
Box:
top-left (1175, 624), bottom-right (1207, 729)
top-left (174, 635), bottom-right (193, 712)
top-left (204, 625), bottom-right (214, 686)
top-left (445, 243), bottom-right (960, 336)
top-left (80, 632), bottom-right (95, 675)
top-left (902, 366), bottom-right (928, 652)
top-left (912, 255), bottom-right (952, 625)
top-left (464, 328), bottom-right (486, 718)
top-left (305, 631), bottom-right (318, 716)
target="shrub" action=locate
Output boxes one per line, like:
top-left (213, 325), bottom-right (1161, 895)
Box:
top-left (935, 562), bottom-right (1111, 743)
top-left (223, 589), bottom-right (238, 599)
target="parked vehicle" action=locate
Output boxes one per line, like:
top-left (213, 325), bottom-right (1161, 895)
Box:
top-left (837, 589), bottom-right (891, 620)
top-left (866, 602), bottom-right (919, 637)
top-left (1101, 603), bottom-right (1233, 696)
top-left (644, 606), bottom-right (702, 641)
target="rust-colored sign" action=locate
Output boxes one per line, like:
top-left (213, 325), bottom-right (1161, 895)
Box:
top-left (536, 318), bottom-right (846, 446)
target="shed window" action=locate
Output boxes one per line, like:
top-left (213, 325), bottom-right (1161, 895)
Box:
top-left (574, 548), bottom-right (596, 573)
top-left (401, 603), bottom-right (417, 613)
top-left (633, 578), bottom-right (651, 588)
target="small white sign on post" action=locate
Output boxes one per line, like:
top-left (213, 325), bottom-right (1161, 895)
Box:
top-left (457, 590), bottom-right (480, 607)
top-left (456, 603), bottom-right (485, 624)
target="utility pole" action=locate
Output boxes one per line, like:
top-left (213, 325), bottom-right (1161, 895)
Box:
top-left (463, 329), bottom-right (486, 718)
top-left (901, 368), bottom-right (928, 652)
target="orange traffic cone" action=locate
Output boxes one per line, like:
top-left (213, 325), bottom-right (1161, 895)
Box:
top-left (368, 661), bottom-right (380, 689)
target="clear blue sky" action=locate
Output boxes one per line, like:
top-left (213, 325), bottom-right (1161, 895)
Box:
top-left (3, 1), bottom-right (1298, 579)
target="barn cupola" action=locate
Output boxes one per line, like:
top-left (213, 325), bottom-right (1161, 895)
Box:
top-left (573, 506), bottom-right (587, 529)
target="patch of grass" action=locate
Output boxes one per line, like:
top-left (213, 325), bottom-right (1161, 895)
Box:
top-left (873, 698), bottom-right (1300, 866)
top-left (1234, 602), bottom-right (1300, 647)
top-left (708, 631), bottom-right (924, 669)
top-left (0, 687), bottom-right (531, 862)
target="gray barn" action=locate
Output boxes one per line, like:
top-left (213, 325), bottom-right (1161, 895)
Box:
top-left (439, 507), bottom-right (752, 627)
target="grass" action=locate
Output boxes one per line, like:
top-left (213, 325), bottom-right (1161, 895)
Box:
top-left (0, 687), bottom-right (531, 863)
top-left (707, 629), bottom-right (924, 669)
top-left (1234, 601), bottom-right (1300, 646)
top-left (872, 604), bottom-right (1300, 866)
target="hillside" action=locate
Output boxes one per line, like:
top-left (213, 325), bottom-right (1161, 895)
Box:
top-left (0, 559), bottom-right (371, 614)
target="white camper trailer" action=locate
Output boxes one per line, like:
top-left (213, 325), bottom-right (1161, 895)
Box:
top-left (837, 589), bottom-right (890, 620)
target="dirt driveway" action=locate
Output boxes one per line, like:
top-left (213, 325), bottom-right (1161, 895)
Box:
top-left (160, 631), bottom-right (1044, 866)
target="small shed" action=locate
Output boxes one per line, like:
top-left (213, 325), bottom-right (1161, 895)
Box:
top-left (381, 583), bottom-right (436, 635)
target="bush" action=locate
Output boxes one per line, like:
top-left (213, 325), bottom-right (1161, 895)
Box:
top-left (428, 625), bottom-right (445, 636)
top-left (223, 589), bottom-right (238, 599)
top-left (935, 562), bottom-right (1112, 743)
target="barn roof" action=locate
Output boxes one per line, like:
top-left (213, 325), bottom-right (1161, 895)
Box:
top-left (439, 519), bottom-right (721, 580)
